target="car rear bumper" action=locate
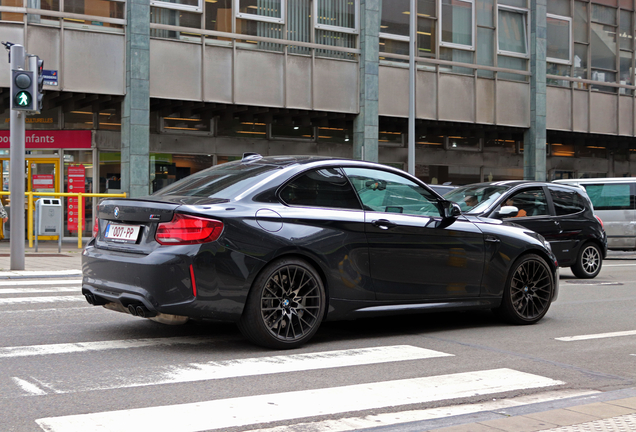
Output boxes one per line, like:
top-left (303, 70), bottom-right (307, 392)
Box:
top-left (81, 242), bottom-right (264, 322)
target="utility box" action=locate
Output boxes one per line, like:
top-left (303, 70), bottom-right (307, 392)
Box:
top-left (35, 198), bottom-right (62, 252)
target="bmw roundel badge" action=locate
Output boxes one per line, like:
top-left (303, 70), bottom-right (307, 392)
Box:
top-left (114, 207), bottom-right (120, 218)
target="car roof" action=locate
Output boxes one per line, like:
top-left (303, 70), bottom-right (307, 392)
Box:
top-left (461, 180), bottom-right (583, 191)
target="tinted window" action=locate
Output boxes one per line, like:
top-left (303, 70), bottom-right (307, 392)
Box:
top-left (280, 168), bottom-right (361, 210)
top-left (154, 161), bottom-right (280, 198)
top-left (503, 188), bottom-right (549, 217)
top-left (343, 167), bottom-right (441, 217)
top-left (549, 188), bottom-right (587, 216)
top-left (583, 183), bottom-right (634, 210)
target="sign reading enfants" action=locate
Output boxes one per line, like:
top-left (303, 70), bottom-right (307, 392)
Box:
top-left (0, 130), bottom-right (91, 148)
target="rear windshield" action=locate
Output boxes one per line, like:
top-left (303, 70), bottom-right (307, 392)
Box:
top-left (153, 161), bottom-right (282, 198)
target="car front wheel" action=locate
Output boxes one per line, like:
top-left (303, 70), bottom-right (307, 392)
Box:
top-left (238, 257), bottom-right (326, 349)
top-left (571, 243), bottom-right (602, 279)
top-left (495, 254), bottom-right (554, 325)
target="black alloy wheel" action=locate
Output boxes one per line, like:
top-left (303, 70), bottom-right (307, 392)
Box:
top-left (239, 257), bottom-right (326, 349)
top-left (495, 254), bottom-right (554, 325)
top-left (571, 243), bottom-right (602, 279)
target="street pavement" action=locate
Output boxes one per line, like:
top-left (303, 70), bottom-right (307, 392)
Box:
top-left (1, 239), bottom-right (635, 432)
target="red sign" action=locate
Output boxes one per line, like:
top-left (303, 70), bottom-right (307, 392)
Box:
top-left (0, 130), bottom-right (92, 149)
top-left (67, 165), bottom-right (86, 232)
top-left (32, 174), bottom-right (55, 191)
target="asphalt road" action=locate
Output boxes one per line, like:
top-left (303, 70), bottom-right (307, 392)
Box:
top-left (1, 255), bottom-right (635, 432)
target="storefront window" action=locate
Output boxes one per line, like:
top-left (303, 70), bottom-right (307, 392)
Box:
top-left (99, 152), bottom-right (121, 193)
top-left (150, 153), bottom-right (215, 193)
top-left (64, 150), bottom-right (93, 238)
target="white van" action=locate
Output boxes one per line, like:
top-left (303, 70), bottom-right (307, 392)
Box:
top-left (554, 178), bottom-right (636, 250)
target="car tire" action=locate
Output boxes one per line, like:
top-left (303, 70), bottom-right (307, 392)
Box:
top-left (494, 254), bottom-right (554, 325)
top-left (238, 257), bottom-right (326, 349)
top-left (570, 242), bottom-right (602, 279)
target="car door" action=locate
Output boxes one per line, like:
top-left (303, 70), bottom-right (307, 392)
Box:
top-left (546, 185), bottom-right (589, 266)
top-left (496, 186), bottom-right (565, 263)
top-left (343, 167), bottom-right (485, 301)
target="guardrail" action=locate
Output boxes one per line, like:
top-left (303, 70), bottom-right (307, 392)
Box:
top-left (0, 191), bottom-right (127, 249)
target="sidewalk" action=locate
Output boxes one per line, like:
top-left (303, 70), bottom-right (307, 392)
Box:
top-left (0, 239), bottom-right (83, 274)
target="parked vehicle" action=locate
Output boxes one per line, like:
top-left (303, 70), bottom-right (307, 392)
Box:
top-left (83, 155), bottom-right (558, 349)
top-left (554, 178), bottom-right (636, 251)
top-left (444, 181), bottom-right (607, 279)
top-left (428, 184), bottom-right (457, 196)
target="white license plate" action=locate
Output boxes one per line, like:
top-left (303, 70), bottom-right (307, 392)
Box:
top-left (104, 223), bottom-right (141, 243)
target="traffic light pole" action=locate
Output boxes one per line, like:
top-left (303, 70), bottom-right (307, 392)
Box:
top-left (9, 44), bottom-right (25, 270)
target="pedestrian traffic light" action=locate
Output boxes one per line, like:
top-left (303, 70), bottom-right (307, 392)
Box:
top-left (31, 56), bottom-right (44, 113)
top-left (11, 69), bottom-right (34, 111)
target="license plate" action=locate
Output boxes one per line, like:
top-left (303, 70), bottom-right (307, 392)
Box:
top-left (104, 223), bottom-right (141, 243)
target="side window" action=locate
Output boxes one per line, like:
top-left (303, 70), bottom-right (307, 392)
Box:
top-left (549, 188), bottom-right (586, 216)
top-left (343, 167), bottom-right (441, 217)
top-left (279, 168), bottom-right (362, 210)
top-left (503, 188), bottom-right (549, 218)
top-left (583, 183), bottom-right (634, 210)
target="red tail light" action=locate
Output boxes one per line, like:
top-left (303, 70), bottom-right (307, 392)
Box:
top-left (595, 215), bottom-right (604, 230)
top-left (156, 213), bottom-right (224, 245)
top-left (93, 216), bottom-right (99, 237)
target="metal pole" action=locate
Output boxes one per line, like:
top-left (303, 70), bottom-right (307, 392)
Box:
top-left (9, 44), bottom-right (25, 270)
top-left (407, 0), bottom-right (416, 175)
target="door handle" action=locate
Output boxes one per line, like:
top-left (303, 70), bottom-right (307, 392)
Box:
top-left (372, 219), bottom-right (397, 230)
top-left (485, 235), bottom-right (500, 243)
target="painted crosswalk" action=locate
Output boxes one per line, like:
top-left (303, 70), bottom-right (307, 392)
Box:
top-left (0, 278), bottom-right (573, 432)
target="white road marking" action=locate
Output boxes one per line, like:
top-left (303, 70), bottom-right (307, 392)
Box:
top-left (1, 307), bottom-right (90, 314)
top-left (0, 270), bottom-right (81, 278)
top-left (35, 368), bottom-right (564, 432)
top-left (13, 345), bottom-right (452, 395)
top-left (0, 336), bottom-right (216, 358)
top-left (602, 264), bottom-right (636, 267)
top-left (249, 389), bottom-right (600, 432)
top-left (555, 330), bottom-right (636, 341)
top-left (0, 295), bottom-right (84, 305)
top-left (12, 377), bottom-right (47, 396)
top-left (0, 279), bottom-right (81, 286)
top-left (0, 287), bottom-right (80, 294)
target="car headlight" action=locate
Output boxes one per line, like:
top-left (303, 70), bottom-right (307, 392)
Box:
top-left (537, 234), bottom-right (551, 251)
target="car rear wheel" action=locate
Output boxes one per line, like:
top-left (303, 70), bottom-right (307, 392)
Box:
top-left (571, 243), bottom-right (602, 279)
top-left (239, 257), bottom-right (326, 349)
top-left (494, 254), bottom-right (554, 325)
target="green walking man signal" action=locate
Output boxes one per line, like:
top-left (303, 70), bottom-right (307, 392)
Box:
top-left (11, 69), bottom-right (34, 111)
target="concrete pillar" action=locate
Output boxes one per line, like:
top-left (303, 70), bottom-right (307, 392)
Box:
top-left (353, 0), bottom-right (381, 162)
top-left (524, 0), bottom-right (547, 181)
top-left (121, 0), bottom-right (151, 197)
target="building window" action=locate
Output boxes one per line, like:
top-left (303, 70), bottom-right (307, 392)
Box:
top-left (497, 5), bottom-right (528, 58)
top-left (591, 3), bottom-right (618, 92)
top-left (236, 0), bottom-right (284, 24)
top-left (162, 116), bottom-right (212, 133)
top-left (547, 14), bottom-right (572, 64)
top-left (151, 0), bottom-right (201, 13)
top-left (314, 0), bottom-right (358, 34)
top-left (440, 0), bottom-right (474, 50)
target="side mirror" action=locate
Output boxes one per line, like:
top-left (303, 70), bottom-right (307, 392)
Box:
top-left (442, 201), bottom-right (462, 219)
top-left (495, 205), bottom-right (519, 219)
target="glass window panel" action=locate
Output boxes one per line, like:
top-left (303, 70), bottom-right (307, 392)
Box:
top-left (317, 125), bottom-right (352, 143)
top-left (573, 43), bottom-right (588, 80)
top-left (380, 38), bottom-right (410, 62)
top-left (550, 142), bottom-right (575, 157)
top-left (620, 0), bottom-right (633, 10)
top-left (592, 4), bottom-right (616, 25)
top-left (591, 22), bottom-right (617, 69)
top-left (498, 55), bottom-right (528, 81)
top-left (238, 0), bottom-right (282, 19)
top-left (27, 0), bottom-right (61, 24)
top-left (476, 0), bottom-right (493, 27)
top-left (477, 26), bottom-right (494, 77)
top-left (205, 0), bottom-right (233, 32)
top-left (98, 108), bottom-right (121, 131)
top-left (619, 10), bottom-right (632, 50)
top-left (315, 29), bottom-right (356, 59)
top-left (1, 0), bottom-right (25, 21)
top-left (64, 111), bottom-right (93, 129)
top-left (484, 139), bottom-right (517, 153)
top-left (316, 0), bottom-right (355, 29)
top-left (593, 0), bottom-right (617, 7)
top-left (584, 183), bottom-right (632, 209)
top-left (381, 0), bottom-right (410, 37)
top-left (163, 116), bottom-right (211, 132)
top-left (416, 134), bottom-right (444, 147)
top-left (578, 144), bottom-right (608, 158)
top-left (153, 0), bottom-right (199, 9)
top-left (547, 62), bottom-right (572, 87)
top-left (574, 1), bottom-right (588, 43)
top-left (287, 0), bottom-right (312, 54)
top-left (498, 8), bottom-right (527, 55)
top-left (271, 124), bottom-right (314, 139)
top-left (547, 16), bottom-right (571, 61)
top-left (498, 0), bottom-right (526, 8)
top-left (441, 0), bottom-right (473, 47)
top-left (379, 130), bottom-right (403, 144)
top-left (217, 119), bottom-right (267, 138)
top-left (591, 69), bottom-right (617, 91)
top-left (548, 0), bottom-right (570, 17)
top-left (151, 8), bottom-right (201, 39)
top-left (550, 188), bottom-right (586, 215)
top-left (236, 19), bottom-right (284, 52)
top-left (440, 48), bottom-right (475, 74)
top-left (417, 0), bottom-right (435, 17)
top-left (280, 168), bottom-right (361, 210)
top-left (417, 17), bottom-right (436, 57)
top-left (619, 50), bottom-right (633, 92)
top-left (447, 136), bottom-right (481, 151)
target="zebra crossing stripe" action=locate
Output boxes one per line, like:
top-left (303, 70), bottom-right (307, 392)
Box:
top-left (0, 295), bottom-right (84, 305)
top-left (0, 287), bottom-right (80, 294)
top-left (35, 368), bottom-right (563, 432)
top-left (0, 279), bottom-right (81, 286)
